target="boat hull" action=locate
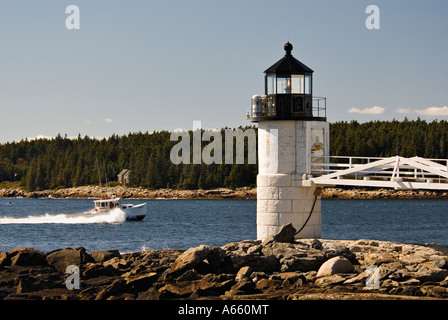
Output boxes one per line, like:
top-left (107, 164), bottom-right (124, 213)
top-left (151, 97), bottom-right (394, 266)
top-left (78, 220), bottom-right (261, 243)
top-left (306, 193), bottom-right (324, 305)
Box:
top-left (122, 202), bottom-right (147, 221)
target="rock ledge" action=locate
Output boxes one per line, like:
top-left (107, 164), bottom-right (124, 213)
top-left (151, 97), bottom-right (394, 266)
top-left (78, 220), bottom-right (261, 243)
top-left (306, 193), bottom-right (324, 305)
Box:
top-left (1, 225), bottom-right (448, 300)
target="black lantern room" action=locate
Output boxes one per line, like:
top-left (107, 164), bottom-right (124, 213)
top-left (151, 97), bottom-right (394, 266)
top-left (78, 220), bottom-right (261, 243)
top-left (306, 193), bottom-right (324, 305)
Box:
top-left (249, 42), bottom-right (326, 122)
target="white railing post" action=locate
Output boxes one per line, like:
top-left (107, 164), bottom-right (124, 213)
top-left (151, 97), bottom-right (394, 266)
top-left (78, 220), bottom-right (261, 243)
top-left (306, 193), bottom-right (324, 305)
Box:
top-left (391, 156), bottom-right (400, 181)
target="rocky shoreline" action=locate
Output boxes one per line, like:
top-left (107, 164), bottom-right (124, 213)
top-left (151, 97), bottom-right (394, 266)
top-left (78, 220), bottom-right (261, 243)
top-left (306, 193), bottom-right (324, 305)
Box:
top-left (1, 185), bottom-right (448, 200)
top-left (0, 186), bottom-right (257, 200)
top-left (1, 224), bottom-right (448, 301)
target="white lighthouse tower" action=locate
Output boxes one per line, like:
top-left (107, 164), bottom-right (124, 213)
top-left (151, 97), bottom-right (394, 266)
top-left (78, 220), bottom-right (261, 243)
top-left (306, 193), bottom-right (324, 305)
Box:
top-left (249, 42), bottom-right (329, 240)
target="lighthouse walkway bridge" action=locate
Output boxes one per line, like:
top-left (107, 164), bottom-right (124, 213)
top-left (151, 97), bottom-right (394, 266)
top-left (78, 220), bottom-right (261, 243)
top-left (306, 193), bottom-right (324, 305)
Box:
top-left (309, 155), bottom-right (448, 190)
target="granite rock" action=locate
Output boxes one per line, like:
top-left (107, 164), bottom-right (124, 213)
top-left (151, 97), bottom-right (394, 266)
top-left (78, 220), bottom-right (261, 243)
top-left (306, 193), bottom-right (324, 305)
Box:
top-left (2, 234), bottom-right (448, 300)
top-left (316, 256), bottom-right (355, 277)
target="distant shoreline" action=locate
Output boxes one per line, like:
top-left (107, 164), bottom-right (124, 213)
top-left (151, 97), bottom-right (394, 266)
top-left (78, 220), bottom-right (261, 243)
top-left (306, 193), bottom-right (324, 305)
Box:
top-left (1, 185), bottom-right (448, 200)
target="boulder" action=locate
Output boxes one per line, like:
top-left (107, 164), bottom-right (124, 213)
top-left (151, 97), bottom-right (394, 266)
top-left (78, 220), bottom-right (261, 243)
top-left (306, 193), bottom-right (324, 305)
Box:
top-left (255, 278), bottom-right (283, 292)
top-left (235, 266), bottom-right (253, 281)
top-left (103, 257), bottom-right (131, 270)
top-left (124, 272), bottom-right (159, 292)
top-left (272, 223), bottom-right (296, 243)
top-left (317, 256), bottom-right (355, 277)
top-left (167, 245), bottom-right (225, 276)
top-left (90, 250), bottom-right (121, 263)
top-left (82, 263), bottom-right (120, 279)
top-left (204, 247), bottom-right (226, 271)
top-left (94, 278), bottom-right (127, 300)
top-left (0, 248), bottom-right (47, 267)
top-left (260, 223), bottom-right (297, 246)
top-left (176, 269), bottom-right (199, 282)
top-left (46, 247), bottom-right (94, 272)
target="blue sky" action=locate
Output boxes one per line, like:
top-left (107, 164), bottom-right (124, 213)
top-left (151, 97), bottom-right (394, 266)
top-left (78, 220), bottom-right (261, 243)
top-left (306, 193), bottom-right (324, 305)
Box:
top-left (0, 0), bottom-right (447, 143)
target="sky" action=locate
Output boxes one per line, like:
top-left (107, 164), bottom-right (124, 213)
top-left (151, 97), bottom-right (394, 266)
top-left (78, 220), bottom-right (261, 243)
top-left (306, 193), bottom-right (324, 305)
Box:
top-left (0, 0), bottom-right (447, 143)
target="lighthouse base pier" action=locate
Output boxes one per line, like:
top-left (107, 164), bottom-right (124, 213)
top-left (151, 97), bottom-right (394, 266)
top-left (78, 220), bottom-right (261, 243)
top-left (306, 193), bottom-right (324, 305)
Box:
top-left (257, 174), bottom-right (322, 241)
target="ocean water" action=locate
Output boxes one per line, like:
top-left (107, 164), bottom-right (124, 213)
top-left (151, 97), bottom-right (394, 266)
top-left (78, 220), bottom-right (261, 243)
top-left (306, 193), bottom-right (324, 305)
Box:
top-left (0, 198), bottom-right (447, 253)
top-left (322, 199), bottom-right (448, 246)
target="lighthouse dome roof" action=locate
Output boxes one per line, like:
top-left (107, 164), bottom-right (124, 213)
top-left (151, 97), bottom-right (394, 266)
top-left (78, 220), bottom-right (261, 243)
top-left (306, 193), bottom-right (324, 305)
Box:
top-left (264, 42), bottom-right (314, 74)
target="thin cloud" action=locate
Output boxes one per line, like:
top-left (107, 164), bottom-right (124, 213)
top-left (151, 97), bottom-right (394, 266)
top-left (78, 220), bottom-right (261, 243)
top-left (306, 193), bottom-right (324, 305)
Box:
top-left (414, 106), bottom-right (448, 116)
top-left (102, 118), bottom-right (113, 124)
top-left (27, 134), bottom-right (52, 141)
top-left (26, 135), bottom-right (80, 141)
top-left (348, 106), bottom-right (385, 115)
top-left (396, 108), bottom-right (411, 114)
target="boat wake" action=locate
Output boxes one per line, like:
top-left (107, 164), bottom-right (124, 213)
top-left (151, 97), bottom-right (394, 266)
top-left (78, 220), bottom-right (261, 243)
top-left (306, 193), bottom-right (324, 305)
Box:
top-left (0, 208), bottom-right (127, 224)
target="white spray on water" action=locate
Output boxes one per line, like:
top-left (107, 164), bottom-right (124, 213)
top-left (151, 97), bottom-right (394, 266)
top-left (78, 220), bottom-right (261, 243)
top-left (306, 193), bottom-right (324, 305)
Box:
top-left (0, 208), bottom-right (126, 224)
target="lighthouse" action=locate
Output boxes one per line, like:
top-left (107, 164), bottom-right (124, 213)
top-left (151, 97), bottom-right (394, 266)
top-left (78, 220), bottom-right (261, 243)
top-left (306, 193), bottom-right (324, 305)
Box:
top-left (249, 42), bottom-right (329, 240)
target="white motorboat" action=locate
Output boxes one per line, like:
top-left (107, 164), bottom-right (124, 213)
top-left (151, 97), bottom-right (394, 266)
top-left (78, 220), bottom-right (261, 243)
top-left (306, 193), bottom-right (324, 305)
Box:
top-left (91, 197), bottom-right (147, 221)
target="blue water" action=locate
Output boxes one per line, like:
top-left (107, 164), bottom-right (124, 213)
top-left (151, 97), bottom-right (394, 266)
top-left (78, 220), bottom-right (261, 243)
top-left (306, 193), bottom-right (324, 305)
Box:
top-left (322, 199), bottom-right (448, 245)
top-left (0, 198), bottom-right (447, 253)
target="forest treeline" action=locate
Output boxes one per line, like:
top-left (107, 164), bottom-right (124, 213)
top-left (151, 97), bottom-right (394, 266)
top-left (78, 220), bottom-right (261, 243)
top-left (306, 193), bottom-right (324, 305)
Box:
top-left (1, 119), bottom-right (448, 191)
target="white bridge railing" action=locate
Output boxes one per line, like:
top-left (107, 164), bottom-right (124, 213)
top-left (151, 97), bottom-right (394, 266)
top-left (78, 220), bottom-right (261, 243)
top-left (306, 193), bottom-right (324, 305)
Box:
top-left (309, 155), bottom-right (448, 190)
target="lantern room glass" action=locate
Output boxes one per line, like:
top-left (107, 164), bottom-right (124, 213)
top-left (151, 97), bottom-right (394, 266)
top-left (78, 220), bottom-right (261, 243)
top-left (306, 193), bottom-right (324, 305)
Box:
top-left (276, 76), bottom-right (290, 94)
top-left (305, 74), bottom-right (311, 94)
top-left (291, 75), bottom-right (304, 94)
top-left (266, 74), bottom-right (312, 95)
top-left (267, 75), bottom-right (276, 94)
